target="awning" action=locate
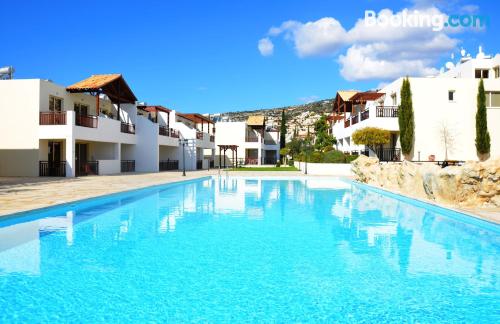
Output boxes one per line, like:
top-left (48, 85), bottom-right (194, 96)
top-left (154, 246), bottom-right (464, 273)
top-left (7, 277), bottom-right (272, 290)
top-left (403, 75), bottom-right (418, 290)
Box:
top-left (178, 113), bottom-right (214, 124)
top-left (66, 74), bottom-right (137, 104)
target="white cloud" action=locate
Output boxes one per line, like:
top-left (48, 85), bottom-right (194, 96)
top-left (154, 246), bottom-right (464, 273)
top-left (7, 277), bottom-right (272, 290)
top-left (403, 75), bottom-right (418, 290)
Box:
top-left (258, 37), bottom-right (274, 56)
top-left (266, 18), bottom-right (347, 57)
top-left (259, 5), bottom-right (468, 81)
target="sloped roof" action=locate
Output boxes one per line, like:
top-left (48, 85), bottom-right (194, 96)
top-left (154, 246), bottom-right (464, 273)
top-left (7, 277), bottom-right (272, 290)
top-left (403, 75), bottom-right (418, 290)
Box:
top-left (66, 74), bottom-right (137, 104)
top-left (350, 92), bottom-right (385, 102)
top-left (178, 113), bottom-right (214, 124)
top-left (138, 105), bottom-right (171, 113)
top-left (337, 90), bottom-right (358, 101)
top-left (247, 115), bottom-right (265, 127)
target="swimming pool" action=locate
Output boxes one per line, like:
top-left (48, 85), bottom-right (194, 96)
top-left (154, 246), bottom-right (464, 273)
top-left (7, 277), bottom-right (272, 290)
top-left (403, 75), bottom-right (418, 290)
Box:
top-left (0, 177), bottom-right (498, 322)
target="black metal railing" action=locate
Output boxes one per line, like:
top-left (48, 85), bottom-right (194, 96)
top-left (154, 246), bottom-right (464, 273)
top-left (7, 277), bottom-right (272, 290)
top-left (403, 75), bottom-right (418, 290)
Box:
top-left (344, 119), bottom-right (350, 128)
top-left (210, 135), bottom-right (215, 142)
top-left (263, 157), bottom-right (277, 164)
top-left (375, 148), bottom-right (401, 161)
top-left (159, 159), bottom-right (178, 171)
top-left (245, 158), bottom-right (259, 165)
top-left (351, 114), bottom-right (359, 125)
top-left (361, 109), bottom-right (369, 121)
top-left (40, 112), bottom-right (66, 125)
top-left (159, 125), bottom-right (169, 136)
top-left (76, 161), bottom-right (99, 176)
top-left (245, 136), bottom-right (259, 142)
top-left (196, 160), bottom-right (203, 170)
top-left (196, 132), bottom-right (204, 140)
top-left (121, 160), bottom-right (135, 172)
top-left (39, 161), bottom-right (66, 177)
top-left (121, 122), bottom-right (136, 134)
top-left (76, 115), bottom-right (98, 128)
top-left (170, 128), bottom-right (180, 138)
top-left (376, 106), bottom-right (399, 117)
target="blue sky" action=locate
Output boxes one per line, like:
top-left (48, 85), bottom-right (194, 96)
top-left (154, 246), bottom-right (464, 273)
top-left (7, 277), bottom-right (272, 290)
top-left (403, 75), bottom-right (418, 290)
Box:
top-left (1, 0), bottom-right (498, 113)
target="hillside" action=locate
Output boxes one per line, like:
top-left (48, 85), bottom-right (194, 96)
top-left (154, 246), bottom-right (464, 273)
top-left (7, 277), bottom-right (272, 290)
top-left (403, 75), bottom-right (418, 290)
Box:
top-left (217, 98), bottom-right (334, 138)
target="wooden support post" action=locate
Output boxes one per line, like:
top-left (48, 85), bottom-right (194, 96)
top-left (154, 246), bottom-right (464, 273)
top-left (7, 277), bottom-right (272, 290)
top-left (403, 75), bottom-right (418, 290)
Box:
top-left (235, 148), bottom-right (238, 168)
top-left (96, 93), bottom-right (100, 116)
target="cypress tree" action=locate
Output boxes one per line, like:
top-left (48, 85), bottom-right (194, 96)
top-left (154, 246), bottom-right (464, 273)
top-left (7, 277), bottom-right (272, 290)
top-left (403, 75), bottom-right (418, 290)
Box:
top-left (475, 78), bottom-right (491, 156)
top-left (398, 77), bottom-right (415, 157)
top-left (280, 109), bottom-right (287, 149)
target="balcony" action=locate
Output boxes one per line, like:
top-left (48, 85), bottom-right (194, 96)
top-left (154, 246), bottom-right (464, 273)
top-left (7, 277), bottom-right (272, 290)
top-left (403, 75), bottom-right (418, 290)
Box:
top-left (39, 161), bottom-right (66, 177)
top-left (170, 129), bottom-right (180, 138)
top-left (376, 106), bottom-right (399, 117)
top-left (75, 161), bottom-right (99, 176)
top-left (159, 159), bottom-right (179, 171)
top-left (375, 148), bottom-right (401, 161)
top-left (159, 125), bottom-right (169, 136)
top-left (76, 114), bottom-right (98, 128)
top-left (120, 122), bottom-right (136, 134)
top-left (245, 136), bottom-right (259, 142)
top-left (360, 109), bottom-right (369, 121)
top-left (121, 160), bottom-right (135, 172)
top-left (264, 139), bottom-right (277, 145)
top-left (40, 111), bottom-right (66, 125)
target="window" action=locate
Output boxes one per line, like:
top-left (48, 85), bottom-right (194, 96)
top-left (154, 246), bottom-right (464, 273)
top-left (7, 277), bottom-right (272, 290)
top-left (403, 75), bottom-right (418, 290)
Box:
top-left (475, 69), bottom-right (489, 79)
top-left (487, 91), bottom-right (500, 107)
top-left (494, 66), bottom-right (500, 79)
top-left (74, 103), bottom-right (89, 116)
top-left (391, 93), bottom-right (397, 105)
top-left (448, 90), bottom-right (455, 102)
top-left (49, 96), bottom-right (63, 112)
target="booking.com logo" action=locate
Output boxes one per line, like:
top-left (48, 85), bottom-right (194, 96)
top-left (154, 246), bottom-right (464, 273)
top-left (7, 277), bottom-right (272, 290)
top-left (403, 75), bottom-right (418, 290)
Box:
top-left (365, 10), bottom-right (489, 31)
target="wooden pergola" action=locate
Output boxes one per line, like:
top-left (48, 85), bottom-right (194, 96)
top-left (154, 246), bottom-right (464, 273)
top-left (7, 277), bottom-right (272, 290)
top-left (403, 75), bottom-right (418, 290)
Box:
top-left (218, 145), bottom-right (239, 168)
top-left (66, 74), bottom-right (137, 120)
top-left (178, 113), bottom-right (215, 134)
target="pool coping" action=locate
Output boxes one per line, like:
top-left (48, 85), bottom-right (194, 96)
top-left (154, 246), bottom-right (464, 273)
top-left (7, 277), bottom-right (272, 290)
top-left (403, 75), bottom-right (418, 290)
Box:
top-left (349, 179), bottom-right (500, 229)
top-left (0, 176), bottom-right (213, 224)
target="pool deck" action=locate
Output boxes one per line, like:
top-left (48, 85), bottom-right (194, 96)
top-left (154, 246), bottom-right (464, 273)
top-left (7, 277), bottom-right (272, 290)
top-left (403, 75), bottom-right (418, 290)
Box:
top-left (0, 171), bottom-right (498, 224)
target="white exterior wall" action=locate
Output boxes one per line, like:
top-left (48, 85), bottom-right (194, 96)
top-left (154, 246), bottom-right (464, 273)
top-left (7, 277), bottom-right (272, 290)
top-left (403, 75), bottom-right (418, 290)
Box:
top-left (0, 79), bottom-right (41, 176)
top-left (332, 53), bottom-right (500, 161)
top-left (135, 116), bottom-right (159, 173)
top-left (214, 121), bottom-right (280, 165)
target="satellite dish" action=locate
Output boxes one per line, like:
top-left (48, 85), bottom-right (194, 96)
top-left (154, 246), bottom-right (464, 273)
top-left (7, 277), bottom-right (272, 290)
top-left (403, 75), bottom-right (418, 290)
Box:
top-left (0, 66), bottom-right (14, 79)
top-left (460, 48), bottom-right (466, 57)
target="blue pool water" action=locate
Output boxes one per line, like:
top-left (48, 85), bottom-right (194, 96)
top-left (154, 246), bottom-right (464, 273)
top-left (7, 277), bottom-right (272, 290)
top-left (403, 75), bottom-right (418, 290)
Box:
top-left (0, 177), bottom-right (499, 322)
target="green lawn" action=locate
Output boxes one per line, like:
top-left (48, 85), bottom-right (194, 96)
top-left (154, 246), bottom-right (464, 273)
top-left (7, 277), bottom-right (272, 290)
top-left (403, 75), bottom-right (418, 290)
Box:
top-left (230, 166), bottom-right (298, 171)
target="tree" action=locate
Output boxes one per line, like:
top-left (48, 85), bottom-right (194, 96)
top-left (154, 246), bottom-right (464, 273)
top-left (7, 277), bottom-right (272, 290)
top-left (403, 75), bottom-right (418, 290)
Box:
top-left (280, 109), bottom-right (287, 150)
top-left (398, 77), bottom-right (415, 158)
top-left (475, 78), bottom-right (490, 158)
top-left (439, 121), bottom-right (456, 160)
top-left (286, 137), bottom-right (303, 158)
top-left (313, 115), bottom-right (336, 151)
top-left (279, 147), bottom-right (290, 164)
top-left (352, 127), bottom-right (390, 155)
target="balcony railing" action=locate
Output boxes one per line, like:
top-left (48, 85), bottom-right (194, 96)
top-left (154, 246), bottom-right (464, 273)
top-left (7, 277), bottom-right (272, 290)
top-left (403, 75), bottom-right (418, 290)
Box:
top-left (360, 109), bottom-right (369, 121)
top-left (210, 135), bottom-right (215, 142)
top-left (264, 139), bottom-right (276, 145)
top-left (196, 131), bottom-right (204, 140)
top-left (159, 125), bottom-right (168, 136)
top-left (159, 159), bottom-right (178, 171)
top-left (375, 148), bottom-right (401, 162)
top-left (121, 160), bottom-right (135, 172)
top-left (121, 122), bottom-right (136, 134)
top-left (263, 157), bottom-right (277, 164)
top-left (245, 136), bottom-right (259, 142)
top-left (196, 160), bottom-right (203, 170)
top-left (170, 128), bottom-right (179, 138)
top-left (76, 114), bottom-right (98, 128)
top-left (40, 111), bottom-right (66, 125)
top-left (76, 161), bottom-right (99, 177)
top-left (344, 119), bottom-right (350, 128)
top-left (245, 158), bottom-right (259, 165)
top-left (39, 161), bottom-right (66, 177)
top-left (351, 114), bottom-right (359, 125)
top-left (376, 106), bottom-right (399, 117)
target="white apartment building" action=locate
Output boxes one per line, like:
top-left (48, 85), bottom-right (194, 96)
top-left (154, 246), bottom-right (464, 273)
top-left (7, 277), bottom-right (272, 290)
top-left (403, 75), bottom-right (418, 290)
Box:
top-left (0, 74), bottom-right (214, 177)
top-left (215, 116), bottom-right (280, 166)
top-left (332, 48), bottom-right (500, 162)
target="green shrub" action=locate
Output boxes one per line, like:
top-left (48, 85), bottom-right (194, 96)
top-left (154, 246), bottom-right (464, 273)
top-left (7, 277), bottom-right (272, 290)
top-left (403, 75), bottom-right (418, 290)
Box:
top-left (322, 150), bottom-right (347, 163)
top-left (345, 154), bottom-right (359, 163)
top-left (309, 152), bottom-right (323, 163)
top-left (276, 161), bottom-right (281, 167)
top-left (288, 159), bottom-right (294, 166)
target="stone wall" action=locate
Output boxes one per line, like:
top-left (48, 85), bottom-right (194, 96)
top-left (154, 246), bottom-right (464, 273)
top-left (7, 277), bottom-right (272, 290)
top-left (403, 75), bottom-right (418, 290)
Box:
top-left (351, 155), bottom-right (500, 208)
